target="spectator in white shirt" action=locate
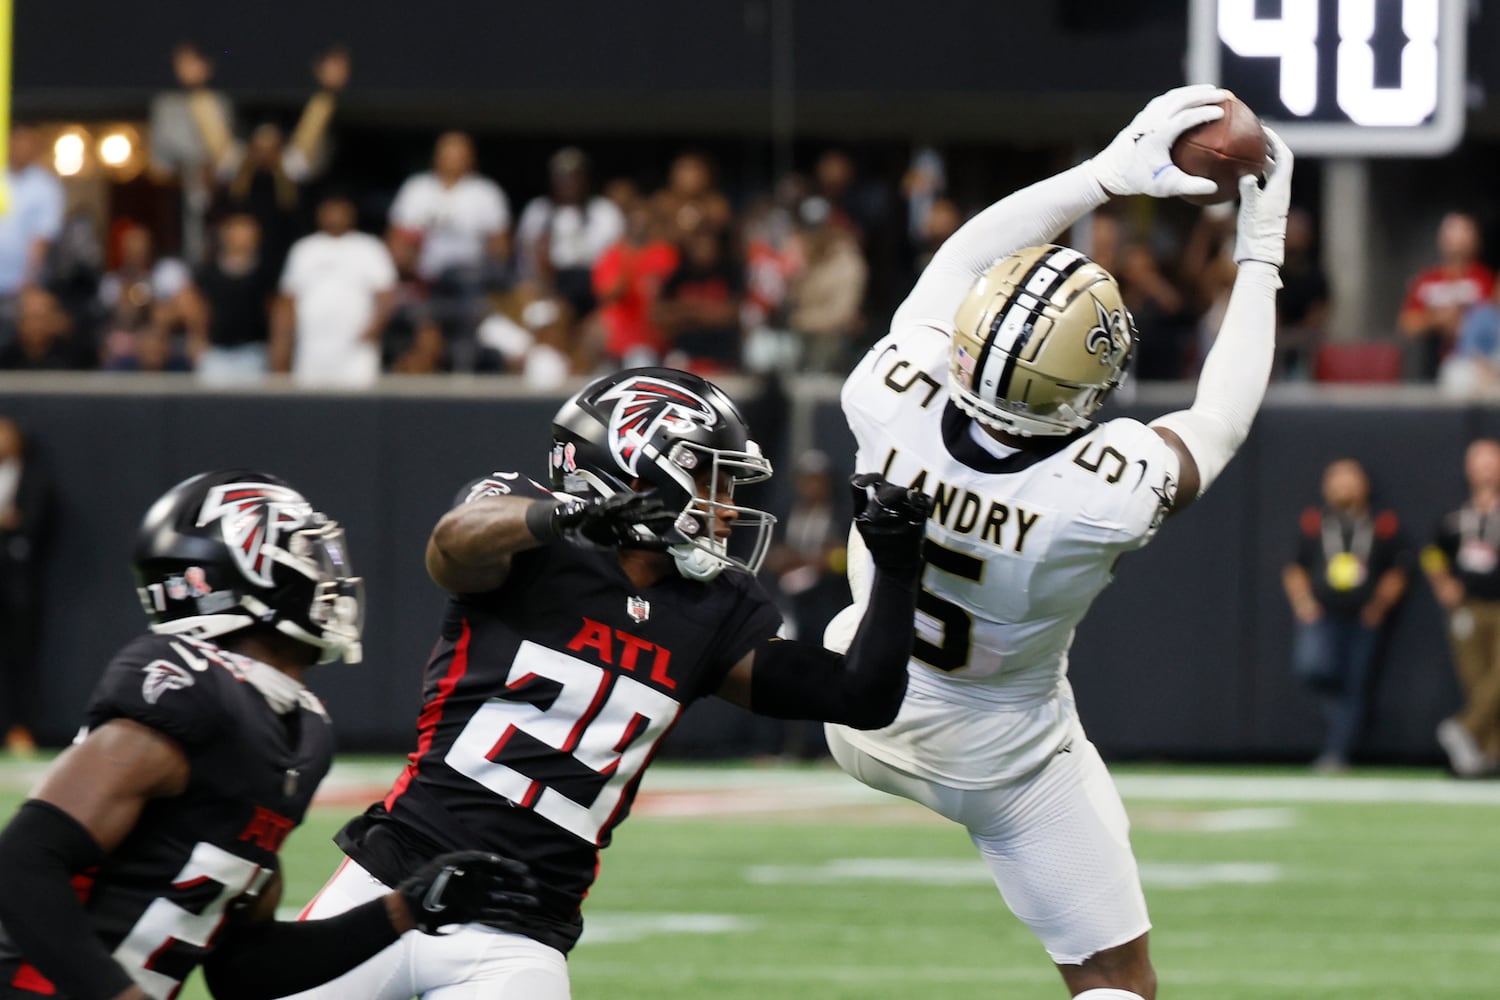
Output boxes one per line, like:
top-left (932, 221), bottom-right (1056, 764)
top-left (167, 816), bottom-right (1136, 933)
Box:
top-left (387, 131), bottom-right (511, 283)
top-left (515, 147), bottom-right (623, 320)
top-left (0, 125), bottom-right (64, 301)
top-left (387, 132), bottom-right (509, 369)
top-left (272, 192), bottom-right (397, 388)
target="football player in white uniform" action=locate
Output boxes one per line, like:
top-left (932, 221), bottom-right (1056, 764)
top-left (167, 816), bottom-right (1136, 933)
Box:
top-left (823, 85), bottom-right (1292, 999)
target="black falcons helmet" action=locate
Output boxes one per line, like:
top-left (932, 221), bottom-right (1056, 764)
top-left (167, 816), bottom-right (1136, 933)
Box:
top-left (133, 470), bottom-right (364, 664)
top-left (549, 367), bottom-right (776, 581)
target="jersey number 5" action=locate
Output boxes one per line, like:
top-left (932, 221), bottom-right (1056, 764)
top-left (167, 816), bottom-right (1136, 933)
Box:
top-left (447, 641), bottom-right (681, 845)
top-left (912, 540), bottom-right (985, 673)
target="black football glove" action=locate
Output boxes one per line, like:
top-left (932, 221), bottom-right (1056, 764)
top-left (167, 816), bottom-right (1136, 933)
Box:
top-left (532, 491), bottom-right (681, 550)
top-left (397, 850), bottom-right (538, 935)
top-left (850, 473), bottom-right (933, 577)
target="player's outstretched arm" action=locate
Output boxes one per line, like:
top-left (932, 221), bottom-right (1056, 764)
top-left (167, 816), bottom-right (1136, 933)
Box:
top-left (201, 852), bottom-right (537, 1000)
top-left (427, 491), bottom-right (677, 593)
top-left (1150, 127), bottom-right (1293, 511)
top-left (717, 476), bottom-right (931, 729)
top-left (0, 719), bottom-right (190, 1000)
top-left (897, 85), bottom-right (1226, 335)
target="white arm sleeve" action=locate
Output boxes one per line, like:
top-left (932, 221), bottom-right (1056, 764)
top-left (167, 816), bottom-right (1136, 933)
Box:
top-left (892, 163), bottom-right (1109, 336)
top-left (1150, 261), bottom-right (1281, 495)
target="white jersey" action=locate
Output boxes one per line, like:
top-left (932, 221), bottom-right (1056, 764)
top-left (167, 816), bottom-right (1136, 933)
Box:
top-left (828, 320), bottom-right (1180, 786)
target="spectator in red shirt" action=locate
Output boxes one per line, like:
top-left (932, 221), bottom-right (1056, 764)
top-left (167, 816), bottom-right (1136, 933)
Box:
top-left (1400, 212), bottom-right (1496, 380)
top-left (592, 199), bottom-right (679, 367)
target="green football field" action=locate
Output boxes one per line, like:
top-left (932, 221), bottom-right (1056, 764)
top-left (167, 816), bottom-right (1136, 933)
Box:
top-left (2, 759), bottom-right (1498, 999)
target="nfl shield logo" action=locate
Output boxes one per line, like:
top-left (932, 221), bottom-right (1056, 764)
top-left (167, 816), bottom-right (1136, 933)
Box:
top-left (626, 596), bottom-right (651, 624)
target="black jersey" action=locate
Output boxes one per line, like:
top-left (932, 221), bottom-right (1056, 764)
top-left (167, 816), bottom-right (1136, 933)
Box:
top-left (0, 633), bottom-right (333, 999)
top-left (339, 472), bottom-right (781, 954)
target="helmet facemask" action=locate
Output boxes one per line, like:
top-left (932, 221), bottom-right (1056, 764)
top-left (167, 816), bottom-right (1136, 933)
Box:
top-left (659, 439), bottom-right (775, 582)
top-left (267, 516), bottom-right (365, 664)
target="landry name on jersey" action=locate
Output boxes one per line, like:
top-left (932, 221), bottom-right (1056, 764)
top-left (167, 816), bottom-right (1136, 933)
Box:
top-left (343, 472), bottom-right (781, 954)
top-left (0, 634), bottom-right (333, 1000)
top-left (832, 324), bottom-right (1179, 784)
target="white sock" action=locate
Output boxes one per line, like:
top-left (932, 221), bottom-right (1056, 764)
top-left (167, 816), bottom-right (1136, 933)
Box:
top-left (1074, 991), bottom-right (1146, 1000)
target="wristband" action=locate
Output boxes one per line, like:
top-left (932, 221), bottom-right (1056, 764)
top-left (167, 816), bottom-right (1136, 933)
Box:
top-left (523, 500), bottom-right (560, 544)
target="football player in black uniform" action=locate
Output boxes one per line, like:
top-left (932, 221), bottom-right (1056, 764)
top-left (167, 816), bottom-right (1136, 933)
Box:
top-left (0, 470), bottom-right (536, 1000)
top-left (287, 367), bottom-right (932, 999)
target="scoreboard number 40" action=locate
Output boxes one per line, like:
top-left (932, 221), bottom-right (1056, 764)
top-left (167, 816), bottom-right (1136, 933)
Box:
top-left (1187, 0), bottom-right (1467, 156)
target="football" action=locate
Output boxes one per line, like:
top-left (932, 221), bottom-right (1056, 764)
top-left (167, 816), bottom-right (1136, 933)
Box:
top-left (1170, 93), bottom-right (1268, 206)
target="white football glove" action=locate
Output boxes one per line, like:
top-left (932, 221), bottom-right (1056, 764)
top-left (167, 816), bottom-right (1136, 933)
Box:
top-left (1233, 126), bottom-right (1293, 270)
top-left (1088, 84), bottom-right (1230, 199)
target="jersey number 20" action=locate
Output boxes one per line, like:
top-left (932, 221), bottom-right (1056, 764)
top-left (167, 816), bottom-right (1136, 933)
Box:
top-left (447, 641), bottom-right (681, 845)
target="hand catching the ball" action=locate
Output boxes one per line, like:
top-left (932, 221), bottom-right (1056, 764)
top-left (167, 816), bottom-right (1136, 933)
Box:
top-left (1233, 126), bottom-right (1294, 271)
top-left (1089, 84), bottom-right (1230, 201)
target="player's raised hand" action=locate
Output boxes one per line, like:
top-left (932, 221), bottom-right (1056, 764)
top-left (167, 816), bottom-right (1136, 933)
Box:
top-left (549, 491), bottom-right (680, 549)
top-left (398, 850), bottom-right (538, 935)
top-left (850, 473), bottom-right (933, 576)
top-left (1233, 126), bottom-right (1294, 270)
top-left (1089, 84), bottom-right (1229, 200)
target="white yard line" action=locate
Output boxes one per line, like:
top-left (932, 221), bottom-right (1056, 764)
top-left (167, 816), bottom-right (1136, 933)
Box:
top-left (629, 766), bottom-right (1500, 807)
top-left (8, 759), bottom-right (1500, 807)
top-left (1111, 773), bottom-right (1500, 806)
top-left (745, 857), bottom-right (1284, 889)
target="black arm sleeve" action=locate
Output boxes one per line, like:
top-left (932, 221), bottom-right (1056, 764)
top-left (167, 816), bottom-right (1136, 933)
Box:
top-left (748, 567), bottom-right (918, 729)
top-left (202, 897), bottom-right (399, 1000)
top-left (0, 800), bottom-right (137, 1000)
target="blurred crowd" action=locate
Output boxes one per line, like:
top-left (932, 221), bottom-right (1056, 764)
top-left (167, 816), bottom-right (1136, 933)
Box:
top-left (22, 45), bottom-right (1500, 392)
top-left (0, 44), bottom-right (891, 388)
top-left (0, 41), bottom-right (1358, 389)
top-left (1401, 211), bottom-right (1500, 394)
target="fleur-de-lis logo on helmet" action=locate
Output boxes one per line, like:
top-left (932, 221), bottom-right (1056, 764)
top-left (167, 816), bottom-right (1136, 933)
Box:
top-left (1085, 298), bottom-right (1132, 369)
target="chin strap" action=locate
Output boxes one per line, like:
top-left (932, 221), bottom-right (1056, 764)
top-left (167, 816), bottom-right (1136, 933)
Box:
top-left (670, 542), bottom-right (727, 581)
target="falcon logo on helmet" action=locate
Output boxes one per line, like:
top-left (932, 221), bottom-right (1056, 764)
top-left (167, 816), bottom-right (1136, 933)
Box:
top-left (598, 376), bottom-right (719, 477)
top-left (197, 483), bottom-right (314, 588)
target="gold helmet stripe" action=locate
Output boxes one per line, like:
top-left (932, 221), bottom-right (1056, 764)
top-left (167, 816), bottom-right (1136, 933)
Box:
top-left (978, 248), bottom-right (1091, 407)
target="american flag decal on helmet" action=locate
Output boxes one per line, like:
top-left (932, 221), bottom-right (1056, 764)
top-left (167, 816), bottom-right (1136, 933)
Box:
top-left (197, 482), bottom-right (313, 588)
top-left (598, 376), bottom-right (718, 476)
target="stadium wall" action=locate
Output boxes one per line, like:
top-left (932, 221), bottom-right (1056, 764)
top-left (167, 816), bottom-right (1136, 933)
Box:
top-left (0, 377), bottom-right (1479, 765)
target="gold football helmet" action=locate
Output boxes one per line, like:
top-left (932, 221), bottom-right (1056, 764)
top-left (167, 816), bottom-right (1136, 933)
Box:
top-left (949, 244), bottom-right (1135, 437)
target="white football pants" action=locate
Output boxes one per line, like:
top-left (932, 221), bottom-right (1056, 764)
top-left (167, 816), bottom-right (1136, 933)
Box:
top-left (825, 725), bottom-right (1150, 965)
top-left (275, 857), bottom-right (572, 1000)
